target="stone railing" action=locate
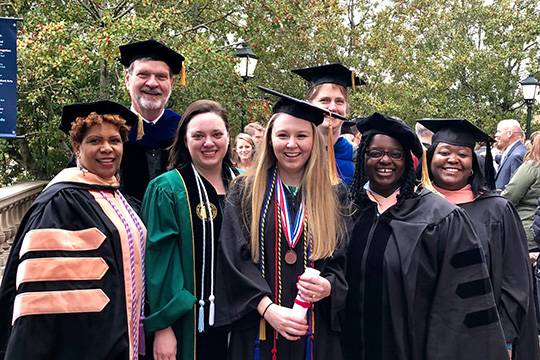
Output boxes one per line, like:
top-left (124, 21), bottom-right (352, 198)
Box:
top-left (0, 181), bottom-right (48, 277)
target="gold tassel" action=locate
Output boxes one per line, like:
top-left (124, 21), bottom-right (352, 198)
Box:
top-left (327, 117), bottom-right (340, 185)
top-left (419, 146), bottom-right (443, 197)
top-left (351, 70), bottom-right (357, 93)
top-left (179, 63), bottom-right (186, 87)
top-left (136, 113), bottom-right (145, 140)
top-left (259, 318), bottom-right (266, 340)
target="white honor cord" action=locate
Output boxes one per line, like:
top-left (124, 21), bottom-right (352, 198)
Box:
top-left (191, 163), bottom-right (216, 330)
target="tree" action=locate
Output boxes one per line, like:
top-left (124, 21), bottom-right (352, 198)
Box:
top-left (1, 0), bottom-right (539, 185)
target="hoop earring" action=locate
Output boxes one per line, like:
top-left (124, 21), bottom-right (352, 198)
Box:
top-left (470, 169), bottom-right (474, 176)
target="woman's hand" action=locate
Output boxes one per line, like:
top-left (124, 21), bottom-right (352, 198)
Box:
top-left (264, 304), bottom-right (308, 341)
top-left (153, 326), bottom-right (177, 360)
top-left (296, 272), bottom-right (331, 303)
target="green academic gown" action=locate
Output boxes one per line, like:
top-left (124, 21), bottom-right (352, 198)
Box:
top-left (142, 164), bottom-right (233, 360)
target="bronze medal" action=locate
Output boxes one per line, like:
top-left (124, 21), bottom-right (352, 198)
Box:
top-left (284, 249), bottom-right (297, 265)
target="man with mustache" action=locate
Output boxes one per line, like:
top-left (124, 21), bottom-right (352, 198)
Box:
top-left (119, 39), bottom-right (185, 201)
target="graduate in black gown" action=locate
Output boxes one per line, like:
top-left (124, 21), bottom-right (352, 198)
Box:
top-left (344, 112), bottom-right (509, 360)
top-left (419, 118), bottom-right (539, 360)
top-left (215, 88), bottom-right (349, 360)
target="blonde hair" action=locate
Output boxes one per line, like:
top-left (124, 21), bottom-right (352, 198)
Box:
top-left (238, 113), bottom-right (344, 262)
top-left (231, 133), bottom-right (256, 166)
top-left (525, 136), bottom-right (540, 164)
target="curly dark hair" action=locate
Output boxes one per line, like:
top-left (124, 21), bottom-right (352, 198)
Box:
top-left (70, 112), bottom-right (131, 145)
top-left (349, 131), bottom-right (419, 206)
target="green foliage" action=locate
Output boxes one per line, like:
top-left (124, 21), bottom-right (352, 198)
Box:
top-left (1, 0), bottom-right (539, 184)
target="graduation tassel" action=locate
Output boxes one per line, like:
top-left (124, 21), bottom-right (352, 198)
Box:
top-left (208, 295), bottom-right (215, 326)
top-left (179, 63), bottom-right (186, 87)
top-left (351, 70), bottom-right (357, 92)
top-left (327, 117), bottom-right (340, 185)
top-left (419, 147), bottom-right (442, 196)
top-left (136, 114), bottom-right (145, 140)
top-left (259, 318), bottom-right (266, 340)
top-left (139, 316), bottom-right (146, 356)
top-left (254, 340), bottom-right (260, 360)
top-left (198, 300), bottom-right (205, 332)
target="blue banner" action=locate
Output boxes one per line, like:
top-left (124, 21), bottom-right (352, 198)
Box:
top-left (0, 18), bottom-right (18, 138)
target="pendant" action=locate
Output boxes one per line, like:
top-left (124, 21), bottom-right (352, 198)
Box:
top-left (284, 249), bottom-right (297, 265)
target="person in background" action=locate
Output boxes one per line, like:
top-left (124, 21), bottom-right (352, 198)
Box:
top-left (231, 133), bottom-right (255, 173)
top-left (244, 122), bottom-right (265, 145)
top-left (292, 63), bottom-right (365, 186)
top-left (343, 112), bottom-right (508, 360)
top-left (119, 39), bottom-right (185, 201)
top-left (215, 88), bottom-right (349, 360)
top-left (142, 100), bottom-right (236, 360)
top-left (502, 134), bottom-right (540, 248)
top-left (341, 122), bottom-right (361, 147)
top-left (495, 119), bottom-right (527, 192)
top-left (0, 101), bottom-right (145, 360)
top-left (420, 118), bottom-right (538, 359)
top-left (415, 122), bottom-right (433, 148)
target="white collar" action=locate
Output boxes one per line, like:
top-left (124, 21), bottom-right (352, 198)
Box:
top-left (130, 106), bottom-right (165, 125)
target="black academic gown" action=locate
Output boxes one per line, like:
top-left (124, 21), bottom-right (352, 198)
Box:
top-left (343, 189), bottom-right (509, 360)
top-left (215, 176), bottom-right (348, 360)
top-left (0, 168), bottom-right (144, 360)
top-left (459, 192), bottom-right (539, 359)
top-left (121, 109), bottom-right (181, 201)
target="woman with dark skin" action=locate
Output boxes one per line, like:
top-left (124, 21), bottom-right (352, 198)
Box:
top-left (343, 112), bottom-right (508, 360)
top-left (0, 101), bottom-right (145, 360)
top-left (420, 118), bottom-right (538, 360)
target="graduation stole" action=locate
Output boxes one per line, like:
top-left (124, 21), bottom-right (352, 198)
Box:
top-left (255, 166), bottom-right (315, 360)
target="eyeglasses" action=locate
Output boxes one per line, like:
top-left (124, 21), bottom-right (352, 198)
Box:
top-left (365, 149), bottom-right (404, 160)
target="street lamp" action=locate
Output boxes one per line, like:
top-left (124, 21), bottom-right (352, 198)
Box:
top-left (235, 43), bottom-right (258, 83)
top-left (519, 71), bottom-right (539, 139)
top-left (235, 43), bottom-right (258, 130)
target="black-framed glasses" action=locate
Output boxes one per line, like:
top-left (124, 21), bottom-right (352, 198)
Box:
top-left (365, 149), bottom-right (404, 160)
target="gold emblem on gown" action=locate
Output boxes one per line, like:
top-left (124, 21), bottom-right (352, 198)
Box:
top-left (196, 202), bottom-right (218, 221)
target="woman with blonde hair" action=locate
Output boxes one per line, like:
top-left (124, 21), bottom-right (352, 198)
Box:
top-left (502, 134), bottom-right (540, 246)
top-left (232, 133), bottom-right (256, 172)
top-left (215, 88), bottom-right (349, 360)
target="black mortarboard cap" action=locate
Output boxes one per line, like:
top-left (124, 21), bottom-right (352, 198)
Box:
top-left (341, 122), bottom-right (357, 135)
top-left (257, 86), bottom-right (347, 126)
top-left (417, 118), bottom-right (496, 190)
top-left (416, 118), bottom-right (495, 149)
top-left (292, 63), bottom-right (366, 89)
top-left (356, 112), bottom-right (423, 158)
top-left (59, 100), bottom-right (138, 135)
top-left (119, 40), bottom-right (185, 74)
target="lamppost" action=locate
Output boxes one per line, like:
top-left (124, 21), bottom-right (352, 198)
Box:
top-left (519, 72), bottom-right (539, 139)
top-left (235, 43), bottom-right (258, 130)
